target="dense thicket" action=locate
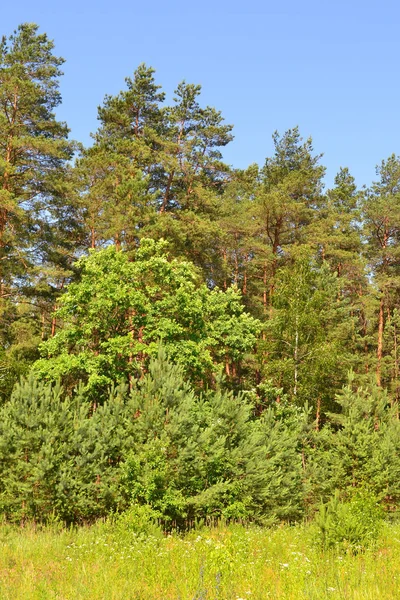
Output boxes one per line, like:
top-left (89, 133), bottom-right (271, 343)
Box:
top-left (1, 23), bottom-right (400, 524)
top-left (2, 351), bottom-right (398, 525)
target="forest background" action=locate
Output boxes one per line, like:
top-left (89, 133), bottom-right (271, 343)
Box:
top-left (1, 13), bottom-right (400, 527)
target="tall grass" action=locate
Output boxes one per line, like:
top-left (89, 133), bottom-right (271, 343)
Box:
top-left (0, 521), bottom-right (399, 599)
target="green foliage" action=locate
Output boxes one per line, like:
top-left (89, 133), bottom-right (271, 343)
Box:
top-left (107, 503), bottom-right (163, 538)
top-left (0, 300), bottom-right (41, 403)
top-left (0, 349), bottom-right (305, 525)
top-left (57, 385), bottom-right (130, 522)
top-left (262, 256), bottom-right (354, 411)
top-left (0, 376), bottom-right (73, 522)
top-left (0, 23), bottom-right (80, 406)
top-left (309, 374), bottom-right (400, 508)
top-left (33, 239), bottom-right (260, 396)
top-left (0, 376), bottom-right (131, 523)
top-left (0, 23), bottom-right (74, 285)
top-left (120, 348), bottom-right (305, 526)
top-left (314, 490), bottom-right (385, 552)
top-left (3, 22), bottom-right (400, 529)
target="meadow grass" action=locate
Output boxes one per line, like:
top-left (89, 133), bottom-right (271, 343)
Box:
top-left (0, 520), bottom-right (399, 599)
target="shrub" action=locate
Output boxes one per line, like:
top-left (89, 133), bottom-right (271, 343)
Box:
top-left (120, 351), bottom-right (305, 526)
top-left (314, 490), bottom-right (385, 553)
top-left (309, 377), bottom-right (400, 507)
top-left (109, 504), bottom-right (162, 538)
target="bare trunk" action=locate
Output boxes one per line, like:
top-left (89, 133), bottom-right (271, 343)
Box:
top-left (263, 262), bottom-right (267, 314)
top-left (0, 140), bottom-right (13, 251)
top-left (160, 171), bottom-right (174, 213)
top-left (222, 249), bottom-right (227, 290)
top-left (315, 397), bottom-right (321, 431)
top-left (268, 220), bottom-right (281, 312)
top-left (377, 222), bottom-right (389, 386)
top-left (225, 360), bottom-right (231, 377)
top-left (358, 286), bottom-right (369, 374)
top-left (294, 314), bottom-right (299, 396)
top-left (51, 315), bottom-right (57, 337)
top-left (377, 295), bottom-right (384, 387)
top-left (393, 322), bottom-right (399, 412)
top-left (243, 256), bottom-right (247, 296)
top-left (234, 251), bottom-right (238, 285)
top-left (50, 279), bottom-right (65, 337)
top-left (135, 110), bottom-right (140, 136)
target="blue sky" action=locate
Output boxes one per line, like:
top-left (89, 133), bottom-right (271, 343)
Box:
top-left (3, 0), bottom-right (400, 188)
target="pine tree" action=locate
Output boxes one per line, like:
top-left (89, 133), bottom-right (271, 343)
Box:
top-left (253, 127), bottom-right (325, 314)
top-left (310, 168), bottom-right (369, 378)
top-left (362, 155), bottom-right (400, 388)
top-left (157, 81), bottom-right (233, 214)
top-left (310, 375), bottom-right (400, 509)
top-left (216, 165), bottom-right (261, 300)
top-left (0, 23), bottom-right (74, 294)
top-left (121, 349), bottom-right (305, 525)
top-left (313, 168), bottom-right (363, 282)
top-left (0, 376), bottom-right (73, 522)
top-left (76, 64), bottom-right (163, 250)
top-left (0, 24), bottom-right (76, 398)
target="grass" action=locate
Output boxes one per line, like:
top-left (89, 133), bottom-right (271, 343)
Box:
top-left (0, 520), bottom-right (399, 599)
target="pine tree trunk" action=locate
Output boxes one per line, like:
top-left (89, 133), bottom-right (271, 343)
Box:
top-left (41, 311), bottom-right (46, 341)
top-left (50, 279), bottom-right (65, 337)
top-left (51, 314), bottom-right (57, 337)
top-left (115, 232), bottom-right (121, 251)
top-left (222, 248), bottom-right (227, 290)
top-left (315, 397), bottom-right (321, 431)
top-left (234, 250), bottom-right (238, 285)
top-left (225, 359), bottom-right (231, 377)
top-left (262, 260), bottom-right (268, 342)
top-left (377, 223), bottom-right (389, 386)
top-left (160, 171), bottom-right (174, 213)
top-left (393, 322), bottom-right (399, 412)
top-left (243, 255), bottom-right (248, 295)
top-left (294, 316), bottom-right (299, 397)
top-left (377, 295), bottom-right (384, 386)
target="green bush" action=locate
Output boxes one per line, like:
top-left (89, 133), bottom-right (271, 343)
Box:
top-left (109, 504), bottom-right (162, 538)
top-left (120, 351), bottom-right (305, 526)
top-left (0, 377), bottom-right (133, 524)
top-left (0, 351), bottom-right (306, 526)
top-left (308, 377), bottom-right (400, 508)
top-left (314, 490), bottom-right (385, 552)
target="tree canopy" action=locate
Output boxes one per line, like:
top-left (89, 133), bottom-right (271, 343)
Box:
top-left (2, 21), bottom-right (400, 527)
top-left (33, 239), bottom-right (260, 397)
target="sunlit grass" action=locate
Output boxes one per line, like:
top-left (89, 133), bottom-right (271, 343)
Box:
top-left (0, 521), bottom-right (399, 599)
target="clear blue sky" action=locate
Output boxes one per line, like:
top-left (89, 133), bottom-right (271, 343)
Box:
top-left (3, 0), bottom-right (400, 188)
